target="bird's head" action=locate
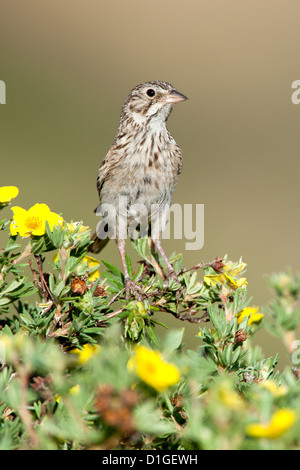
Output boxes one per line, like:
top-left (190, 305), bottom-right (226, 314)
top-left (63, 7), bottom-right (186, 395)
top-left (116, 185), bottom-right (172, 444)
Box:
top-left (120, 81), bottom-right (188, 129)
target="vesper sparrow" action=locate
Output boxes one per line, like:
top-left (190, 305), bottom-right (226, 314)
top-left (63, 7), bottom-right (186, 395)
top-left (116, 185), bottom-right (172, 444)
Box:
top-left (89, 81), bottom-right (188, 299)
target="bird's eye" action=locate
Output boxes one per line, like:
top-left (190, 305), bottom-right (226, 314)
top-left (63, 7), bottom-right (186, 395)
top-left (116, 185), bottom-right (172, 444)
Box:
top-left (146, 88), bottom-right (156, 98)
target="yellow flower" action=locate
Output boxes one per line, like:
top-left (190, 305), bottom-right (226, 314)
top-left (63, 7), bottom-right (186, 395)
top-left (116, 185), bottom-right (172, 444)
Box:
top-left (223, 260), bottom-right (247, 277)
top-left (128, 301), bottom-right (148, 316)
top-left (10, 203), bottom-right (63, 237)
top-left (83, 255), bottom-right (100, 281)
top-left (203, 274), bottom-right (223, 287)
top-left (261, 380), bottom-right (288, 397)
top-left (204, 259), bottom-right (247, 289)
top-left (56, 384), bottom-right (81, 403)
top-left (70, 343), bottom-right (100, 364)
top-left (69, 384), bottom-right (80, 395)
top-left (216, 379), bottom-right (245, 411)
top-left (66, 221), bottom-right (89, 234)
top-left (237, 306), bottom-right (264, 325)
top-left (0, 186), bottom-right (19, 204)
top-left (53, 253), bottom-right (100, 281)
top-left (224, 273), bottom-right (247, 289)
top-left (127, 345), bottom-right (181, 392)
top-left (204, 273), bottom-right (247, 290)
top-left (246, 409), bottom-right (296, 439)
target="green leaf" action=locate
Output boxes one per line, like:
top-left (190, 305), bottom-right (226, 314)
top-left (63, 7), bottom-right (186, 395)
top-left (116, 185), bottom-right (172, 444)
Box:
top-left (0, 279), bottom-right (24, 295)
top-left (51, 280), bottom-right (65, 298)
top-left (102, 259), bottom-right (123, 279)
top-left (132, 237), bottom-right (149, 259)
top-left (125, 254), bottom-right (133, 278)
top-left (163, 328), bottom-right (185, 356)
top-left (83, 327), bottom-right (103, 335)
top-left (134, 401), bottom-right (176, 436)
top-left (133, 262), bottom-right (144, 281)
top-left (145, 324), bottom-right (160, 347)
top-left (0, 297), bottom-right (11, 306)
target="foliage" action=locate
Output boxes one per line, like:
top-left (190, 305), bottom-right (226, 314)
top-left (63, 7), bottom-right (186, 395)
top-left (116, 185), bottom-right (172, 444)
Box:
top-left (0, 192), bottom-right (300, 450)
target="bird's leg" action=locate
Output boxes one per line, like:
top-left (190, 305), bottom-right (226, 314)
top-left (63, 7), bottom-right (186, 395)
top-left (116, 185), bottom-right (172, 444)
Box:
top-left (116, 238), bottom-right (145, 301)
top-left (151, 236), bottom-right (179, 283)
top-left (147, 238), bottom-right (166, 280)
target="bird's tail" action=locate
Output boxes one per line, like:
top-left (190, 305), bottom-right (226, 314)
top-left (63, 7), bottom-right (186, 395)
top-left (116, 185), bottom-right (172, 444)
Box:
top-left (88, 232), bottom-right (110, 253)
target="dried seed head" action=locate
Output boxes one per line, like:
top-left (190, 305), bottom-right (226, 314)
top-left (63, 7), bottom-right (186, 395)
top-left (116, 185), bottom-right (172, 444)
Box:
top-left (210, 257), bottom-right (225, 273)
top-left (95, 385), bottom-right (139, 435)
top-left (71, 277), bottom-right (88, 295)
top-left (234, 329), bottom-right (248, 345)
top-left (94, 285), bottom-right (107, 297)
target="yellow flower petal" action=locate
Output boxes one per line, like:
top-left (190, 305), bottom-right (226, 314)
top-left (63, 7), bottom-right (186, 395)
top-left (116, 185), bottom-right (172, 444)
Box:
top-left (204, 273), bottom-right (247, 290)
top-left (69, 384), bottom-right (80, 395)
top-left (217, 380), bottom-right (245, 410)
top-left (248, 312), bottom-right (264, 325)
top-left (0, 186), bottom-right (19, 204)
top-left (128, 345), bottom-right (181, 392)
top-left (25, 203), bottom-right (48, 236)
top-left (83, 255), bottom-right (100, 281)
top-left (223, 260), bottom-right (247, 276)
top-left (204, 274), bottom-right (225, 287)
top-left (84, 255), bottom-right (100, 268)
top-left (46, 211), bottom-right (64, 231)
top-left (10, 203), bottom-right (63, 237)
top-left (52, 253), bottom-right (59, 263)
top-left (10, 206), bottom-right (27, 220)
top-left (237, 306), bottom-right (264, 325)
top-left (53, 253), bottom-right (100, 280)
top-left (66, 221), bottom-right (89, 234)
top-left (261, 380), bottom-right (288, 397)
top-left (70, 343), bottom-right (100, 364)
top-left (10, 206), bottom-right (30, 236)
top-left (246, 409), bottom-right (296, 439)
top-left (223, 273), bottom-right (247, 289)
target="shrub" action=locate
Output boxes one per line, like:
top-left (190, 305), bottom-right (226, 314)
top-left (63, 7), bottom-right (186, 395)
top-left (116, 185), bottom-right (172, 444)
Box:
top-left (0, 188), bottom-right (300, 450)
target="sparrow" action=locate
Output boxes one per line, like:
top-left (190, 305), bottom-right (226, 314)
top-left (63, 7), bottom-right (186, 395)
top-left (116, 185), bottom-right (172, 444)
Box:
top-left (89, 80), bottom-right (188, 299)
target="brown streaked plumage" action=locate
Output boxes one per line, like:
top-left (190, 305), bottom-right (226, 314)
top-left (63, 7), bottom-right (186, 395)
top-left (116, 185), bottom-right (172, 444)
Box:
top-left (89, 80), bottom-right (188, 299)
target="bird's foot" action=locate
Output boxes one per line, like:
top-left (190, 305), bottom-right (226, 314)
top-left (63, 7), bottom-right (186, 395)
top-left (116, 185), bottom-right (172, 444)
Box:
top-left (165, 269), bottom-right (183, 305)
top-left (166, 268), bottom-right (181, 284)
top-left (125, 277), bottom-right (147, 301)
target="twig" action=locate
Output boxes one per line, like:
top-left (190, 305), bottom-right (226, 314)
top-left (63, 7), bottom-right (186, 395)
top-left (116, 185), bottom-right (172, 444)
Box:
top-left (35, 254), bottom-right (54, 302)
top-left (17, 364), bottom-right (40, 449)
top-left (13, 243), bottom-right (32, 265)
top-left (152, 302), bottom-right (209, 324)
top-left (97, 307), bottom-right (125, 323)
top-left (107, 288), bottom-right (125, 307)
top-left (178, 262), bottom-right (207, 276)
top-left (46, 303), bottom-right (64, 337)
top-left (28, 259), bottom-right (42, 292)
top-left (176, 310), bottom-right (209, 323)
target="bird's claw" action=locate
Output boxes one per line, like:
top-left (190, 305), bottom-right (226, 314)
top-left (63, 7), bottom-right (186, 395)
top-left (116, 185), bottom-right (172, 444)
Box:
top-left (164, 268), bottom-right (182, 287)
top-left (165, 269), bottom-right (184, 304)
top-left (125, 278), bottom-right (147, 301)
top-left (168, 269), bottom-right (180, 282)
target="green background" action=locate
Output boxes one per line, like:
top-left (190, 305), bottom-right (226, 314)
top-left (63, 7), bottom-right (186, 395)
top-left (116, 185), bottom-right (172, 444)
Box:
top-left (1, 0), bottom-right (300, 362)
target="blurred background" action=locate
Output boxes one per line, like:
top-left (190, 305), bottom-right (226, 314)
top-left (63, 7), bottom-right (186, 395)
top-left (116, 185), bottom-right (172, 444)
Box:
top-left (1, 0), bottom-right (300, 361)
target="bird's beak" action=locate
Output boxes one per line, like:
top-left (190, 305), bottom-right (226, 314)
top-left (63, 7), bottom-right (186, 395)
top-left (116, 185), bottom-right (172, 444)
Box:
top-left (164, 89), bottom-right (188, 104)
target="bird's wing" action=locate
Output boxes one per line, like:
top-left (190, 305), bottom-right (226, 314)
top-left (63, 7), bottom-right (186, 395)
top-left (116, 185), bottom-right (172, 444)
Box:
top-left (96, 148), bottom-right (114, 195)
